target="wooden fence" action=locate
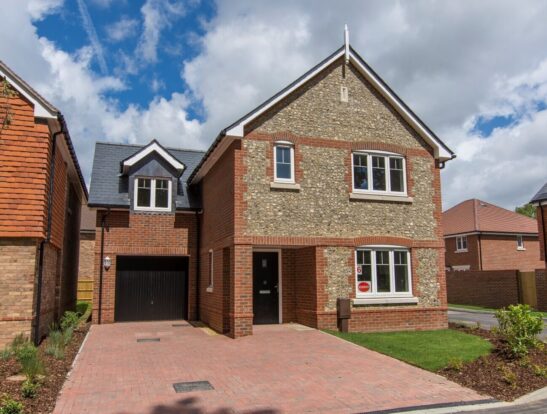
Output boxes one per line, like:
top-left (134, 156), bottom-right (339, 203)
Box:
top-left (77, 280), bottom-right (93, 302)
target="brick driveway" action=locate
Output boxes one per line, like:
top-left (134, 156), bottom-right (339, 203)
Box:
top-left (54, 322), bottom-right (485, 414)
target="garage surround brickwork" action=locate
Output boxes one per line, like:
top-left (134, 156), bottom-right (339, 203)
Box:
top-left (92, 211), bottom-right (198, 324)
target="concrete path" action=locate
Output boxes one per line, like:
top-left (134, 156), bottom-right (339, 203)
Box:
top-left (53, 322), bottom-right (486, 414)
top-left (448, 309), bottom-right (547, 340)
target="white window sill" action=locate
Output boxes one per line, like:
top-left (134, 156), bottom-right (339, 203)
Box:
top-left (517, 247), bottom-right (526, 251)
top-left (206, 287), bottom-right (213, 293)
top-left (455, 249), bottom-right (468, 253)
top-left (353, 296), bottom-right (418, 305)
top-left (349, 193), bottom-right (413, 203)
top-left (270, 182), bottom-right (301, 191)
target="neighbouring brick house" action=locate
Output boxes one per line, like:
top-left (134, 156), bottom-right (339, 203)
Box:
top-left (443, 199), bottom-right (544, 272)
top-left (531, 182), bottom-right (547, 266)
top-left (0, 61), bottom-right (87, 346)
top-left (90, 42), bottom-right (455, 337)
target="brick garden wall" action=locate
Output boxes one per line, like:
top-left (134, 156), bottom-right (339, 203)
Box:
top-left (446, 270), bottom-right (520, 308)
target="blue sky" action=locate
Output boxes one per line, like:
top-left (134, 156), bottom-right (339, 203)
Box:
top-left (36, 0), bottom-right (215, 119)
top-left (1, 0), bottom-right (547, 209)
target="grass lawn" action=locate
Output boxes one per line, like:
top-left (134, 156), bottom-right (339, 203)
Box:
top-left (450, 303), bottom-right (547, 318)
top-left (326, 329), bottom-right (492, 371)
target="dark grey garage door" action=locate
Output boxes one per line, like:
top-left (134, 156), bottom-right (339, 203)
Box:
top-left (115, 256), bottom-right (188, 322)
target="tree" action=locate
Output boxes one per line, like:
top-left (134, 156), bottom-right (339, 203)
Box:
top-left (515, 203), bottom-right (536, 219)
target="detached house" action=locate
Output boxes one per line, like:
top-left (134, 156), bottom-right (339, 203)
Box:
top-left (89, 41), bottom-right (455, 337)
top-left (0, 61), bottom-right (87, 346)
top-left (443, 199), bottom-right (544, 272)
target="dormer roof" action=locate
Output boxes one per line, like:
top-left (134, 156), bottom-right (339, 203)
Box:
top-left (120, 139), bottom-right (186, 177)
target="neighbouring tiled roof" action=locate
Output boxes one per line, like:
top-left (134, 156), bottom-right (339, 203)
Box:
top-left (88, 142), bottom-right (204, 210)
top-left (531, 181), bottom-right (547, 203)
top-left (443, 199), bottom-right (538, 236)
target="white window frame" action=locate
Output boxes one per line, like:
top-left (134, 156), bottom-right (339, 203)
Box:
top-left (207, 249), bottom-right (214, 292)
top-left (354, 246), bottom-right (413, 299)
top-left (273, 141), bottom-right (295, 183)
top-left (351, 150), bottom-right (407, 195)
top-left (516, 235), bottom-right (525, 250)
top-left (455, 236), bottom-right (468, 252)
top-left (134, 177), bottom-right (172, 212)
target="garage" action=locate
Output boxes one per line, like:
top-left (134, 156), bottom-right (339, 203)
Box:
top-left (115, 256), bottom-right (188, 322)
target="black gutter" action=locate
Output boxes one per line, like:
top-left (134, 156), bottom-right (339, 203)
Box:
top-left (34, 126), bottom-right (62, 345)
top-left (97, 209), bottom-right (110, 324)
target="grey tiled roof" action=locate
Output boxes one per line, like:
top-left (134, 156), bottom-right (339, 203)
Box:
top-left (88, 142), bottom-right (204, 210)
top-left (531, 181), bottom-right (547, 203)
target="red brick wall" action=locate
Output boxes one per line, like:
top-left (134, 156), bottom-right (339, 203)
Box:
top-left (481, 235), bottom-right (544, 271)
top-left (293, 247), bottom-right (319, 327)
top-left (0, 91), bottom-right (50, 239)
top-left (444, 235), bottom-right (480, 270)
top-left (446, 270), bottom-right (519, 308)
top-left (92, 210), bottom-right (198, 323)
top-left (199, 142), bottom-right (236, 330)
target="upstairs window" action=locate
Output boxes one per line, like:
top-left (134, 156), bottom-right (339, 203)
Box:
top-left (355, 247), bottom-right (411, 297)
top-left (517, 235), bottom-right (525, 250)
top-left (274, 142), bottom-right (294, 183)
top-left (456, 236), bottom-right (468, 252)
top-left (352, 152), bottom-right (406, 194)
top-left (135, 178), bottom-right (171, 211)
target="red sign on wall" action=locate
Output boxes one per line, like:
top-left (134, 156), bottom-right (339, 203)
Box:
top-left (358, 281), bottom-right (370, 293)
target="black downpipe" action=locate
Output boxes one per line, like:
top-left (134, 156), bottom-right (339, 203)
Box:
top-left (34, 126), bottom-right (62, 346)
top-left (195, 210), bottom-right (201, 321)
top-left (98, 209), bottom-right (110, 324)
top-left (541, 203), bottom-right (547, 267)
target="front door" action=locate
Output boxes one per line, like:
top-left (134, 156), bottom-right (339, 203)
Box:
top-left (253, 252), bottom-right (279, 324)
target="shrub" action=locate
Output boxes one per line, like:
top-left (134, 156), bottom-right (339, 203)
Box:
top-left (10, 334), bottom-right (28, 355)
top-left (495, 304), bottom-right (544, 358)
top-left (500, 365), bottom-right (517, 387)
top-left (60, 311), bottom-right (80, 332)
top-left (45, 330), bottom-right (65, 360)
top-left (16, 344), bottom-right (44, 381)
top-left (0, 348), bottom-right (12, 361)
top-left (532, 364), bottom-right (547, 378)
top-left (21, 379), bottom-right (38, 399)
top-left (0, 395), bottom-right (23, 414)
top-left (446, 357), bottom-right (463, 371)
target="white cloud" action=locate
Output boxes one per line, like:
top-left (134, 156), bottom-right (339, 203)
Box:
top-left (89, 0), bottom-right (115, 8)
top-left (105, 16), bottom-right (139, 43)
top-left (137, 0), bottom-right (186, 64)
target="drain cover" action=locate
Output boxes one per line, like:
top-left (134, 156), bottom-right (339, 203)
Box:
top-left (137, 338), bottom-right (160, 343)
top-left (173, 381), bottom-right (214, 393)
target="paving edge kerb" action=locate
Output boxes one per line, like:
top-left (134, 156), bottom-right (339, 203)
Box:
top-left (370, 386), bottom-right (547, 414)
top-left (448, 307), bottom-right (547, 321)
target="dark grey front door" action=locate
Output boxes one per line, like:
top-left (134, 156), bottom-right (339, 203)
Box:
top-left (253, 252), bottom-right (279, 324)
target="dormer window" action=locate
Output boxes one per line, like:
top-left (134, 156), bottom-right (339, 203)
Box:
top-left (135, 177), bottom-right (171, 211)
top-left (352, 151), bottom-right (406, 195)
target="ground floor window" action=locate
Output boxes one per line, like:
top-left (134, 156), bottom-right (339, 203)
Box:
top-left (355, 247), bottom-right (412, 297)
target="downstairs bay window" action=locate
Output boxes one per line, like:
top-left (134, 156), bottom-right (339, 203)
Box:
top-left (354, 247), bottom-right (417, 304)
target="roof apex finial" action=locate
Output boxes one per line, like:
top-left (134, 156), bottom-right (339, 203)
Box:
top-left (344, 24), bottom-right (350, 63)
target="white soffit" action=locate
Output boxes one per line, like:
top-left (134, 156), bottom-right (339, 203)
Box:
top-left (122, 141), bottom-right (185, 175)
